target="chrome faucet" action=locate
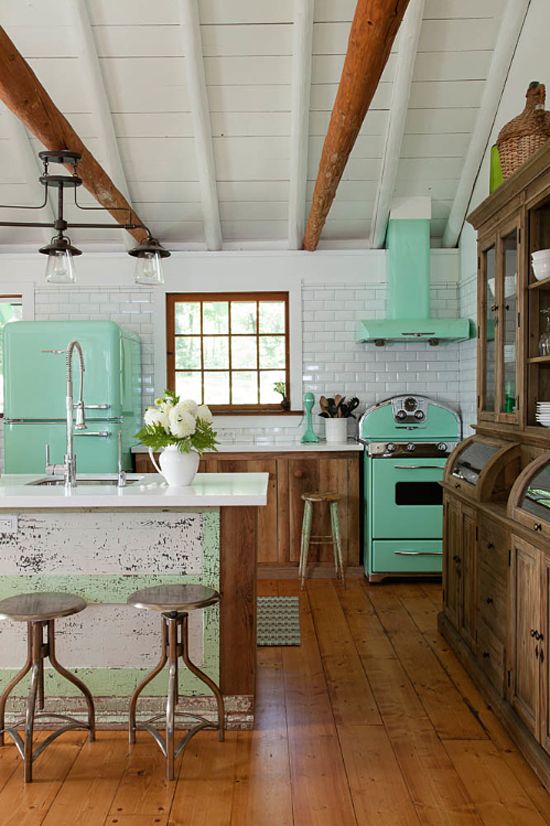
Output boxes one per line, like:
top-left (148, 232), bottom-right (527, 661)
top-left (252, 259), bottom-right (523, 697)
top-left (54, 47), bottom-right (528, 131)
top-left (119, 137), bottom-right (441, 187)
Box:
top-left (43, 340), bottom-right (87, 487)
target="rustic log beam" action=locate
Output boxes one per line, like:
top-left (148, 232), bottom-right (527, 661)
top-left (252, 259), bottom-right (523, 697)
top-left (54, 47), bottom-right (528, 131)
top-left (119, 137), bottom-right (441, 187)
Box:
top-left (303, 0), bottom-right (410, 251)
top-left (0, 26), bottom-right (148, 243)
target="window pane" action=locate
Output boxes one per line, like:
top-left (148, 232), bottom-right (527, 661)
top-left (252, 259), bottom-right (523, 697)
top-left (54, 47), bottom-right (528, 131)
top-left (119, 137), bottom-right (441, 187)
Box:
top-left (0, 300), bottom-right (22, 413)
top-left (232, 371), bottom-right (258, 404)
top-left (203, 302), bottom-right (228, 334)
top-left (204, 371), bottom-right (230, 405)
top-left (175, 302), bottom-right (200, 334)
top-left (231, 336), bottom-right (257, 369)
top-left (259, 301), bottom-right (285, 333)
top-left (259, 335), bottom-right (286, 368)
top-left (175, 337), bottom-right (201, 369)
top-left (203, 336), bottom-right (229, 369)
top-left (175, 372), bottom-right (202, 402)
top-left (260, 370), bottom-right (285, 404)
top-left (231, 301), bottom-right (257, 333)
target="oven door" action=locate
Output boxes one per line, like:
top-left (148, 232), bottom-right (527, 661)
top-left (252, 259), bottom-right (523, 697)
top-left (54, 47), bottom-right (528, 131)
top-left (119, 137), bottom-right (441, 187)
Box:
top-left (370, 457), bottom-right (446, 539)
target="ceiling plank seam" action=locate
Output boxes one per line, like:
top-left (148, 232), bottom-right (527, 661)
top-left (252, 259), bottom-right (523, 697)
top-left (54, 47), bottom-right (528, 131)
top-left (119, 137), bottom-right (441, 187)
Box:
top-left (288, 0), bottom-right (314, 251)
top-left (68, 0), bottom-right (136, 251)
top-left (441, 0), bottom-right (532, 248)
top-left (177, 0), bottom-right (222, 252)
top-left (370, 0), bottom-right (425, 250)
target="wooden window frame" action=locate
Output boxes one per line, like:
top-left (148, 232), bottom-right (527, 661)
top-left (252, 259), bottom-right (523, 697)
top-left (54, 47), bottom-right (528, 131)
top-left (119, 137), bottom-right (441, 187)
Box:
top-left (166, 291), bottom-right (291, 414)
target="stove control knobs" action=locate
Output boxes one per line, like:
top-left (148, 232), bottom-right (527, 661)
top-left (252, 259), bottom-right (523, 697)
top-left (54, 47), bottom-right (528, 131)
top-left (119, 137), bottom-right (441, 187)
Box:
top-left (406, 443), bottom-right (416, 452)
top-left (396, 410), bottom-right (407, 420)
top-left (437, 442), bottom-right (448, 453)
top-left (414, 410), bottom-right (425, 420)
top-left (386, 443), bottom-right (396, 453)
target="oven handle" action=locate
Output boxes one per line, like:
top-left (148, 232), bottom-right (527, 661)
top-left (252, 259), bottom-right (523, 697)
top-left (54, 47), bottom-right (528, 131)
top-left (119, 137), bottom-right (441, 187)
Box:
top-left (394, 551), bottom-right (443, 556)
top-left (392, 464), bottom-right (444, 470)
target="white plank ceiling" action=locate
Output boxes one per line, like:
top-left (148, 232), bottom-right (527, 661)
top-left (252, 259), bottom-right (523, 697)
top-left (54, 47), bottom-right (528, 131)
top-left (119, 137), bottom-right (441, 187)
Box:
top-left (0, 0), bottom-right (508, 251)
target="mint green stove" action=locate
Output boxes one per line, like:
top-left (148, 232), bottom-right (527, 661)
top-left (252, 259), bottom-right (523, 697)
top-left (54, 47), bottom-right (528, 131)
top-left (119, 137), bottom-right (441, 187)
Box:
top-left (359, 395), bottom-right (461, 583)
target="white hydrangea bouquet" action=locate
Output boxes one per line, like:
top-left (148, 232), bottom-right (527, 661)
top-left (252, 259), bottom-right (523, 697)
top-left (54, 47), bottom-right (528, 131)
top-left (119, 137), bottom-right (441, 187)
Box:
top-left (135, 389), bottom-right (217, 453)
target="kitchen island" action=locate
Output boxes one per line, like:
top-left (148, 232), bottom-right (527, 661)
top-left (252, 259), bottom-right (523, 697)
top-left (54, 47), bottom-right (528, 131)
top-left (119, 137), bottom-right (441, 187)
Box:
top-left (0, 472), bottom-right (268, 728)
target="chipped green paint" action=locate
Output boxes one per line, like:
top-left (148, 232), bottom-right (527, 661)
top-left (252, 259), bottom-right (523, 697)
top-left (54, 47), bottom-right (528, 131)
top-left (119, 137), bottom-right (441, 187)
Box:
top-left (0, 509), bottom-right (220, 700)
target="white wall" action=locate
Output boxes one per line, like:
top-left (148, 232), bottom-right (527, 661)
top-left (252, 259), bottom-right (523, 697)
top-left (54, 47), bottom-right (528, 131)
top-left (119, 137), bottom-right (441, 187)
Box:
top-left (0, 247), bottom-right (466, 458)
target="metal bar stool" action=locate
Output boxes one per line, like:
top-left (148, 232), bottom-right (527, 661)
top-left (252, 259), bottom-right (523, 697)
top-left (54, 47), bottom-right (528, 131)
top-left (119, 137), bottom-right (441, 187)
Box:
top-left (0, 592), bottom-right (95, 782)
top-left (128, 583), bottom-right (225, 781)
top-left (299, 491), bottom-right (345, 589)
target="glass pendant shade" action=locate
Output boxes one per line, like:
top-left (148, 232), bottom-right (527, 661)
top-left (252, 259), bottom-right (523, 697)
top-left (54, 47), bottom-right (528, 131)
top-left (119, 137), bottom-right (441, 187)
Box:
top-left (45, 249), bottom-right (76, 284)
top-left (134, 251), bottom-right (165, 285)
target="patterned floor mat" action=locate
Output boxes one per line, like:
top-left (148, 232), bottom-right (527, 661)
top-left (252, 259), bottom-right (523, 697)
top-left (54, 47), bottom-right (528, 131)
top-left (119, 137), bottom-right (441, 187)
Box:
top-left (257, 596), bottom-right (301, 646)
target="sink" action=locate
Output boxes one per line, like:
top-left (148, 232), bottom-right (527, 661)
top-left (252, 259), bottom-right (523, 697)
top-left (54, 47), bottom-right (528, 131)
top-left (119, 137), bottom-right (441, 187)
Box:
top-left (28, 477), bottom-right (142, 487)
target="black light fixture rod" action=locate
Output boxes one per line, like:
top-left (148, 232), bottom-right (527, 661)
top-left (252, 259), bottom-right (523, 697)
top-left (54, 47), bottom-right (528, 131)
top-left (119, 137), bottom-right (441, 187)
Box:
top-left (0, 221), bottom-right (56, 228)
top-left (0, 189), bottom-right (50, 211)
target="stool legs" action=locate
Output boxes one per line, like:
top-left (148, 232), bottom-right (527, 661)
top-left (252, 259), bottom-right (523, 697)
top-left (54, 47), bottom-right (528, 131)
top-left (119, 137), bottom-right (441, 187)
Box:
top-left (330, 502), bottom-right (346, 587)
top-left (0, 619), bottom-right (95, 782)
top-left (129, 619), bottom-right (168, 745)
top-left (299, 500), bottom-right (313, 589)
top-left (0, 623), bottom-right (32, 747)
top-left (129, 612), bottom-right (225, 781)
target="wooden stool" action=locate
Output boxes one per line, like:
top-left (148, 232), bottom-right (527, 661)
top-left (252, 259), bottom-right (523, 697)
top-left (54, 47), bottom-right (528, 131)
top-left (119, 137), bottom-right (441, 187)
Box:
top-left (0, 592), bottom-right (95, 783)
top-left (127, 583), bottom-right (225, 781)
top-left (299, 491), bottom-right (345, 589)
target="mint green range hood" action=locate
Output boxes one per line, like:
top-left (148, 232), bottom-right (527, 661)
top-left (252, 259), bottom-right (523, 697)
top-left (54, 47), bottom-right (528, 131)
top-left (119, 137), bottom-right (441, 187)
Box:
top-left (357, 218), bottom-right (471, 346)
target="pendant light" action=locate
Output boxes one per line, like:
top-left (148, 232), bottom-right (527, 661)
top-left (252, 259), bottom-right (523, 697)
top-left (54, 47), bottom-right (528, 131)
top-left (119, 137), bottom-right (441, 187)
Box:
top-left (0, 150), bottom-right (170, 285)
top-left (40, 235), bottom-right (82, 284)
top-left (129, 236), bottom-right (170, 285)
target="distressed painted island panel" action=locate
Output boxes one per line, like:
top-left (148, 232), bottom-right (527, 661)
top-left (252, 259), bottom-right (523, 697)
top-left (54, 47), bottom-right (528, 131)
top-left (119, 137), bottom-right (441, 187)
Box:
top-left (0, 509), bottom-right (227, 726)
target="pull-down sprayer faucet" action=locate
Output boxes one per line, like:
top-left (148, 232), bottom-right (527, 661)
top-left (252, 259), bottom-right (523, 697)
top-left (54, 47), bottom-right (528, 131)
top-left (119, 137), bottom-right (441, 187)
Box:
top-left (43, 339), bottom-right (87, 487)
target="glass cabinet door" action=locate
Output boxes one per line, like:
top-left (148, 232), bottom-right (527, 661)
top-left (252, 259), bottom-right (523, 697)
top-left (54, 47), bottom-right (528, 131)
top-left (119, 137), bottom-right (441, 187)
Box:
top-left (481, 243), bottom-right (497, 415)
top-left (478, 222), bottom-right (521, 423)
top-left (500, 229), bottom-right (519, 417)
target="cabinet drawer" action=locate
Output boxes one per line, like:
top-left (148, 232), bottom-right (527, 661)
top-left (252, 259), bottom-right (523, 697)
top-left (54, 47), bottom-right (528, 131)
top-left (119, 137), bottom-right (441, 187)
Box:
top-left (478, 521), bottom-right (508, 584)
top-left (372, 540), bottom-right (442, 573)
top-left (478, 563), bottom-right (507, 643)
top-left (477, 618), bottom-right (505, 695)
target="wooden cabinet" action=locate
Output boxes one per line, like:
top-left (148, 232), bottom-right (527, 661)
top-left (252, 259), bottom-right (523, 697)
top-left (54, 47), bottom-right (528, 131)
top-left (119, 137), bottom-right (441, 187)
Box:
top-left (134, 449), bottom-right (361, 572)
top-left (510, 536), bottom-right (541, 735)
top-left (443, 495), bottom-right (477, 651)
top-left (440, 145), bottom-right (550, 792)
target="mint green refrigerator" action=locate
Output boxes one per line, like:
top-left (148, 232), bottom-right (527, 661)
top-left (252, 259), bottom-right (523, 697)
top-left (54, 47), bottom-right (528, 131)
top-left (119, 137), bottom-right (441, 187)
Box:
top-left (3, 321), bottom-right (141, 473)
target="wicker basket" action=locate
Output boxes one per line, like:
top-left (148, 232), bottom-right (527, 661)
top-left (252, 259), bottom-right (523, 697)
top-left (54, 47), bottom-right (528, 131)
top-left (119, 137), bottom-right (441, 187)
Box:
top-left (497, 82), bottom-right (550, 178)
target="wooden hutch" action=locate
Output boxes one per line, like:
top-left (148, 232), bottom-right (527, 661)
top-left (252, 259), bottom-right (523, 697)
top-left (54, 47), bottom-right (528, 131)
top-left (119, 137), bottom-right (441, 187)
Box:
top-left (440, 141), bottom-right (550, 789)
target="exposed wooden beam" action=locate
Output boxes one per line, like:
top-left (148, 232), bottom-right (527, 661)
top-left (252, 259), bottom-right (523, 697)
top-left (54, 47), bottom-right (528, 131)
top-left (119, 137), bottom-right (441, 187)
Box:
top-left (441, 0), bottom-right (531, 248)
top-left (303, 0), bottom-right (410, 251)
top-left (370, 0), bottom-right (424, 249)
top-left (288, 0), bottom-right (314, 250)
top-left (67, 0), bottom-right (135, 250)
top-left (177, 0), bottom-right (222, 251)
top-left (0, 26), bottom-right (148, 243)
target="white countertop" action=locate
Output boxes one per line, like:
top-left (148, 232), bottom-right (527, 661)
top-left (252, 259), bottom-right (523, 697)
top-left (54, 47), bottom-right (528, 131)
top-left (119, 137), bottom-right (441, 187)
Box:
top-left (0, 473), bottom-right (269, 509)
top-left (131, 441), bottom-right (364, 454)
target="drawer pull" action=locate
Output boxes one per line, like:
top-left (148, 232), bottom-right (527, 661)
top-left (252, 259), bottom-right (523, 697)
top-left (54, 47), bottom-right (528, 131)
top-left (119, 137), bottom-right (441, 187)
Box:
top-left (485, 597), bottom-right (493, 605)
top-left (530, 629), bottom-right (538, 637)
top-left (393, 465), bottom-right (443, 470)
top-left (452, 554), bottom-right (460, 563)
top-left (394, 551), bottom-right (443, 557)
top-left (486, 542), bottom-right (495, 550)
top-left (482, 651), bottom-right (490, 659)
top-left (534, 523), bottom-right (543, 532)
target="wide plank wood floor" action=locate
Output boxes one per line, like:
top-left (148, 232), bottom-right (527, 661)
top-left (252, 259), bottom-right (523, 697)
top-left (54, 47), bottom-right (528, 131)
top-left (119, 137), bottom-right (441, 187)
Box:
top-left (2, 578), bottom-right (550, 825)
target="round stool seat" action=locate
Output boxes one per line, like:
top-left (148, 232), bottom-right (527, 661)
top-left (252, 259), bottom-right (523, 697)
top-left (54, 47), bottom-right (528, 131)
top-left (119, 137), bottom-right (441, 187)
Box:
top-left (0, 592), bottom-right (86, 622)
top-left (301, 490), bottom-right (341, 503)
top-left (128, 583), bottom-right (219, 613)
